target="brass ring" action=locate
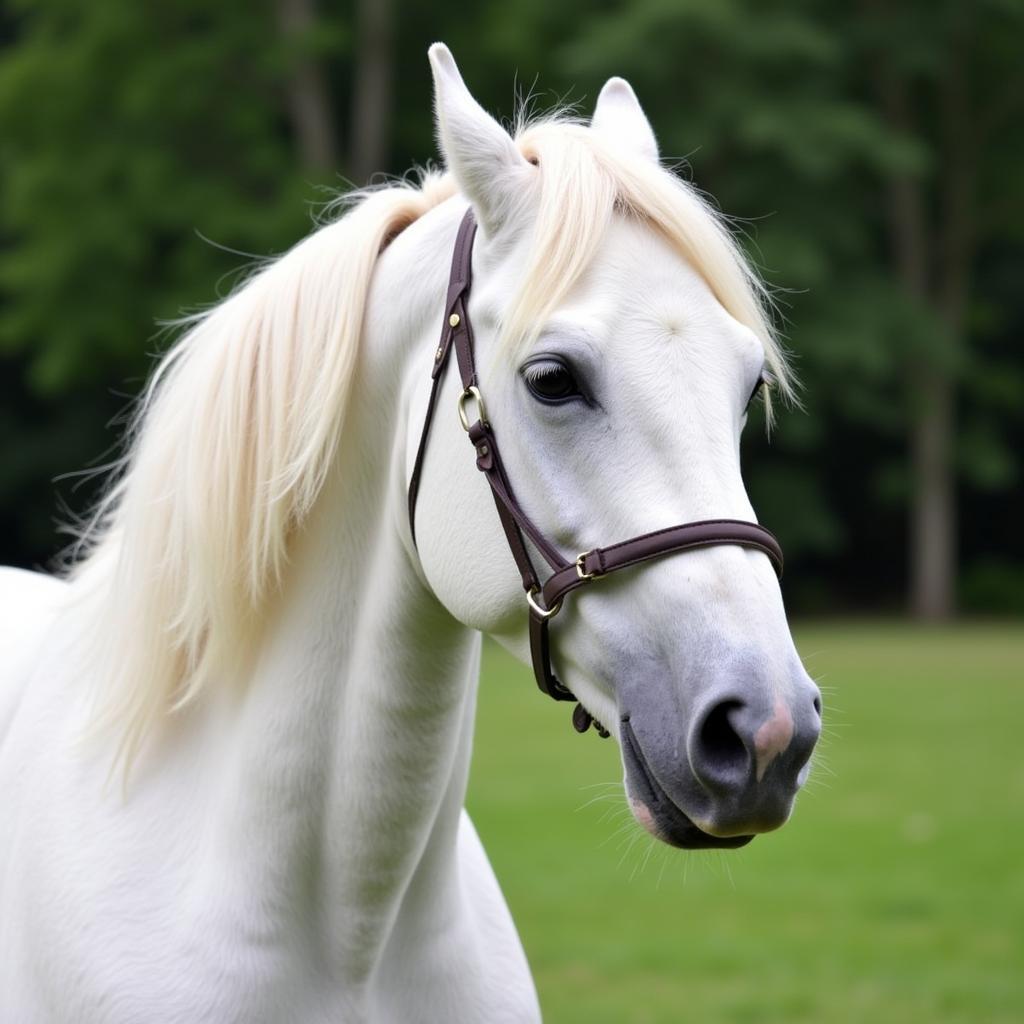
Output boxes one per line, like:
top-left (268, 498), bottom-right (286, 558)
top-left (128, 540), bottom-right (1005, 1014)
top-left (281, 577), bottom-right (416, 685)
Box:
top-left (526, 586), bottom-right (562, 620)
top-left (458, 385), bottom-right (487, 432)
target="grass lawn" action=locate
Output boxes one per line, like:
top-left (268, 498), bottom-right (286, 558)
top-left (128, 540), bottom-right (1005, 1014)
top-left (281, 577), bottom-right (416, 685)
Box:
top-left (467, 621), bottom-right (1023, 1023)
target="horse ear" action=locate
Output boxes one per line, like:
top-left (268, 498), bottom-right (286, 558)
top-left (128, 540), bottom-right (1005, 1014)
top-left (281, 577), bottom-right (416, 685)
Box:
top-left (428, 43), bottom-right (530, 237)
top-left (591, 77), bottom-right (660, 163)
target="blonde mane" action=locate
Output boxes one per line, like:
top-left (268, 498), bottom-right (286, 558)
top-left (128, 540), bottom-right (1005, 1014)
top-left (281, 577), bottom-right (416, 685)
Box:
top-left (72, 116), bottom-right (790, 772)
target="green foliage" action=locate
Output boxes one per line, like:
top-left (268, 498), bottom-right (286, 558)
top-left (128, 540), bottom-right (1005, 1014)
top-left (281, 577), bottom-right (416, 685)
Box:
top-left (0, 0), bottom-right (323, 394)
top-left (961, 561), bottom-right (1024, 614)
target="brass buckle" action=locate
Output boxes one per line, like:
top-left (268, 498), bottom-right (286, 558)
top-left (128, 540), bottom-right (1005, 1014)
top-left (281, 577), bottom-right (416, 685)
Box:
top-left (576, 551), bottom-right (599, 580)
top-left (458, 385), bottom-right (487, 432)
top-left (526, 586), bottom-right (562, 620)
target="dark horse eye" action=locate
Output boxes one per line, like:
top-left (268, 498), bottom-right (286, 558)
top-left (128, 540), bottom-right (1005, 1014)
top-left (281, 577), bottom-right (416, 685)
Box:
top-left (522, 360), bottom-right (580, 403)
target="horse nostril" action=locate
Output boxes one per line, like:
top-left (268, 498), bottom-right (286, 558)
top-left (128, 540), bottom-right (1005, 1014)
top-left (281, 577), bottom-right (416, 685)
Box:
top-left (692, 699), bottom-right (750, 790)
top-left (813, 694), bottom-right (822, 716)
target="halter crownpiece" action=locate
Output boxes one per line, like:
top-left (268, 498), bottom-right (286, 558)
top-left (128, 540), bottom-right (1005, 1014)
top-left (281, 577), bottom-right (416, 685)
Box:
top-left (408, 208), bottom-right (784, 736)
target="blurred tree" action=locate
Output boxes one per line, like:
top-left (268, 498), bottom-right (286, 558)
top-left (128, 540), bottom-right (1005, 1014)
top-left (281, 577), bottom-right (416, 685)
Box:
top-left (350, 0), bottom-right (393, 183)
top-left (277, 0), bottom-right (341, 173)
top-left (861, 0), bottom-right (1024, 619)
top-left (0, 0), bottom-right (343, 394)
top-left (0, 0), bottom-right (347, 567)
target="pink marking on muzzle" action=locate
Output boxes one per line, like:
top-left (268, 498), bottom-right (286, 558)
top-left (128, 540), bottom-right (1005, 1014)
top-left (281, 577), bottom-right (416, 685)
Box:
top-left (754, 697), bottom-right (795, 782)
top-left (630, 799), bottom-right (663, 840)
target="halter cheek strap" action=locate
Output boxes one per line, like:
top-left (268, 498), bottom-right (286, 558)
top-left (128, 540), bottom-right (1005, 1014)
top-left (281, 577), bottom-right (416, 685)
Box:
top-left (408, 208), bottom-right (784, 737)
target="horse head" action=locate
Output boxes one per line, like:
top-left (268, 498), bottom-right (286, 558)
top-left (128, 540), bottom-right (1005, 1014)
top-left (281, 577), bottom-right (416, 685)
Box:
top-left (412, 45), bottom-right (821, 850)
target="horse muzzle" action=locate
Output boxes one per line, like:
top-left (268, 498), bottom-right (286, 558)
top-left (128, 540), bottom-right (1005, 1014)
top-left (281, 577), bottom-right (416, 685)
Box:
top-left (621, 680), bottom-right (822, 848)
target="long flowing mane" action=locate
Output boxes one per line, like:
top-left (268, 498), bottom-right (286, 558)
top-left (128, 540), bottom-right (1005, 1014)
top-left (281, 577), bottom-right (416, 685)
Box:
top-left (71, 115), bottom-right (792, 773)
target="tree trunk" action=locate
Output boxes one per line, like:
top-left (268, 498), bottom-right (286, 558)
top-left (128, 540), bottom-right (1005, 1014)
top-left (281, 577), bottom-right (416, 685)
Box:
top-left (871, 52), bottom-right (956, 619)
top-left (864, 2), bottom-right (977, 620)
top-left (909, 368), bottom-right (955, 618)
top-left (911, 27), bottom-right (973, 620)
top-left (277, 0), bottom-right (338, 173)
top-left (349, 0), bottom-right (394, 184)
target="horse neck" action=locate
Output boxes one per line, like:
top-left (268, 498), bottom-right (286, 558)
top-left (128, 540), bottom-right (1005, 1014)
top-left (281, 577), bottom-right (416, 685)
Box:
top-left (205, 200), bottom-right (479, 979)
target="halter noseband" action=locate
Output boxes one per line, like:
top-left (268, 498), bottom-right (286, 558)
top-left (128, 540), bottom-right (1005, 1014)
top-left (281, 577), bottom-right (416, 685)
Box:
top-left (408, 209), bottom-right (783, 737)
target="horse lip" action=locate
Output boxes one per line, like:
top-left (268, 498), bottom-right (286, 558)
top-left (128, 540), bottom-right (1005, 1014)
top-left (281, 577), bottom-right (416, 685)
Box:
top-left (620, 715), bottom-right (754, 851)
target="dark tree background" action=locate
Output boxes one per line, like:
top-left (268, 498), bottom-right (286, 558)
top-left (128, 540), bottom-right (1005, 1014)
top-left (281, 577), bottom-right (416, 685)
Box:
top-left (1, 0), bottom-right (1022, 618)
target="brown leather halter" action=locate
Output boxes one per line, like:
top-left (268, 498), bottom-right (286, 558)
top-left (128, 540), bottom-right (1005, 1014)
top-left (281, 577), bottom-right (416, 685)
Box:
top-left (408, 209), bottom-right (784, 736)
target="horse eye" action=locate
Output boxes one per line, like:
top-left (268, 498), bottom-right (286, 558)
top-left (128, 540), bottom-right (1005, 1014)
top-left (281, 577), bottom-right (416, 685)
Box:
top-left (522, 360), bottom-right (581, 403)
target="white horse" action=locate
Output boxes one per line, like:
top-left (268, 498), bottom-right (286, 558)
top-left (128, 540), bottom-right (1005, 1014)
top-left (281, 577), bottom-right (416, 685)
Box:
top-left (0, 45), bottom-right (821, 1023)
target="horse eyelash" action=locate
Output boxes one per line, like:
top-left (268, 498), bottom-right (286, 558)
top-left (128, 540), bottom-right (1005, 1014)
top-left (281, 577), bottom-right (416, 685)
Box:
top-left (745, 370), bottom-right (773, 412)
top-left (521, 361), bottom-right (566, 384)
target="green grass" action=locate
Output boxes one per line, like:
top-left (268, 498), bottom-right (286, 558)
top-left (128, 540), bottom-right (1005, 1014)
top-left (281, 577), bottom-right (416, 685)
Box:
top-left (467, 622), bottom-right (1024, 1023)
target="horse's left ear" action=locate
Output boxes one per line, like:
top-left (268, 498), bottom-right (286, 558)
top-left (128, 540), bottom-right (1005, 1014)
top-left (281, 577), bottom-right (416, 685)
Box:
top-left (428, 43), bottom-right (531, 238)
top-left (591, 78), bottom-right (660, 163)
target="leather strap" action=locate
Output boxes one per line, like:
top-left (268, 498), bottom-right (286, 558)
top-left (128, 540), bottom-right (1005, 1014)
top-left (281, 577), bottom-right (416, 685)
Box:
top-left (407, 212), bottom-right (479, 546)
top-left (542, 519), bottom-right (783, 610)
top-left (408, 208), bottom-right (785, 736)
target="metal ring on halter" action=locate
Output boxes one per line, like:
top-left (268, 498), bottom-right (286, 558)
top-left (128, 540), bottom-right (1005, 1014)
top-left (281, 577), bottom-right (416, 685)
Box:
top-left (526, 586), bottom-right (562, 620)
top-left (457, 386), bottom-right (487, 432)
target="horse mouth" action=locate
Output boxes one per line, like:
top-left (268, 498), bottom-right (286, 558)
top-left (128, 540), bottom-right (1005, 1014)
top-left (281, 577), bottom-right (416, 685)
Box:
top-left (620, 716), bottom-right (754, 851)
